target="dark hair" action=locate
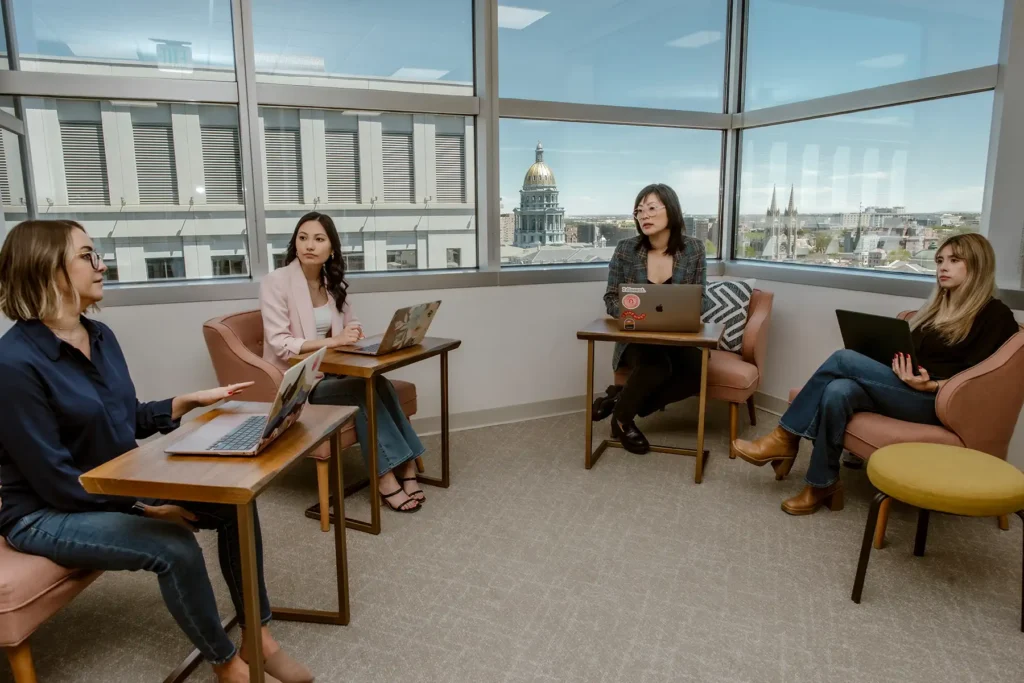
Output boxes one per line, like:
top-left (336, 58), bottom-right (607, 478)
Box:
top-left (284, 211), bottom-right (348, 313)
top-left (633, 183), bottom-right (687, 254)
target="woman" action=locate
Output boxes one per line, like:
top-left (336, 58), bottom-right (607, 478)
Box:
top-left (260, 212), bottom-right (426, 513)
top-left (733, 233), bottom-right (1019, 515)
top-left (0, 220), bottom-right (313, 683)
top-left (593, 183), bottom-right (708, 454)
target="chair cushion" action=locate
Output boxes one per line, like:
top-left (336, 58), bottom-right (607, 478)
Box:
top-left (867, 443), bottom-right (1024, 517)
top-left (0, 538), bottom-right (100, 646)
top-left (706, 350), bottom-right (759, 403)
top-left (306, 379), bottom-right (418, 461)
top-left (702, 280), bottom-right (754, 352)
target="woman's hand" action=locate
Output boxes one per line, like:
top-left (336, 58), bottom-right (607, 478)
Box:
top-left (892, 353), bottom-right (938, 392)
top-left (171, 382), bottom-right (254, 419)
top-left (328, 322), bottom-right (363, 347)
top-left (143, 504), bottom-right (198, 532)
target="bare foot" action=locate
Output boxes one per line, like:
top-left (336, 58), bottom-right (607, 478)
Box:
top-left (396, 461), bottom-right (425, 503)
top-left (212, 655), bottom-right (255, 683)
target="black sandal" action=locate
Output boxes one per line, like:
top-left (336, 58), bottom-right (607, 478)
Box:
top-left (398, 476), bottom-right (426, 503)
top-left (380, 487), bottom-right (421, 513)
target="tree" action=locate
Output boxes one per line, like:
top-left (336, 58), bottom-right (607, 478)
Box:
top-left (813, 232), bottom-right (832, 254)
top-left (888, 248), bottom-right (912, 263)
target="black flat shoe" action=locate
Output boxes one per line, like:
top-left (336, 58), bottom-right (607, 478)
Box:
top-left (592, 393), bottom-right (618, 422)
top-left (611, 419), bottom-right (650, 455)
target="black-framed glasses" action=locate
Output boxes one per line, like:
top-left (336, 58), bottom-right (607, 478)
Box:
top-left (79, 251), bottom-right (103, 271)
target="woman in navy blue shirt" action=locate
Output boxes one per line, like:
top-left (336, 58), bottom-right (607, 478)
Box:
top-left (0, 221), bottom-right (312, 683)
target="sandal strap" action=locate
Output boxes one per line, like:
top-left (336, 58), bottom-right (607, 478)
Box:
top-left (380, 488), bottom-right (406, 500)
top-left (397, 476), bottom-right (419, 483)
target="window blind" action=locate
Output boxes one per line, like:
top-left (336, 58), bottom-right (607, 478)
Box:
top-left (434, 133), bottom-right (465, 203)
top-left (60, 121), bottom-right (110, 205)
top-left (325, 129), bottom-right (360, 203)
top-left (382, 132), bottom-right (414, 203)
top-left (200, 125), bottom-right (243, 204)
top-left (133, 124), bottom-right (179, 204)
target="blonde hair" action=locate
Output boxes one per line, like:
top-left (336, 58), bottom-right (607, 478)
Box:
top-left (909, 232), bottom-right (996, 345)
top-left (0, 220), bottom-right (84, 321)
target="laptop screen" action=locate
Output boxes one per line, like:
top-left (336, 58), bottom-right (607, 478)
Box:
top-left (260, 346), bottom-right (326, 439)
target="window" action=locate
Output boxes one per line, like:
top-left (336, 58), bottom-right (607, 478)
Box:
top-left (273, 252), bottom-right (288, 269)
top-left (146, 257), bottom-right (185, 280)
top-left (744, 0), bottom-right (1002, 110)
top-left (446, 248), bottom-right (461, 268)
top-left (382, 131), bottom-right (414, 203)
top-left (133, 123), bottom-right (179, 205)
top-left (499, 0), bottom-right (728, 111)
top-left (212, 255), bottom-right (248, 276)
top-left (386, 249), bottom-right (417, 270)
top-left (325, 127), bottom-right (360, 204)
top-left (500, 119), bottom-right (722, 266)
top-left (102, 260), bottom-right (119, 282)
top-left (13, 0), bottom-right (235, 80)
top-left (344, 253), bottom-right (365, 272)
top-left (60, 119), bottom-right (109, 206)
top-left (735, 93), bottom-right (993, 274)
top-left (250, 0), bottom-right (472, 92)
top-left (435, 133), bottom-right (466, 203)
top-left (263, 109), bottom-right (304, 204)
top-left (200, 124), bottom-right (244, 205)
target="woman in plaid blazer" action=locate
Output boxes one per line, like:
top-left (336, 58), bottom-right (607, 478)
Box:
top-left (592, 183), bottom-right (707, 454)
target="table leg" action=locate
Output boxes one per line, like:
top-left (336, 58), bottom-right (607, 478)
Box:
top-left (418, 351), bottom-right (451, 489)
top-left (584, 340), bottom-right (595, 469)
top-left (694, 347), bottom-right (709, 484)
top-left (344, 377), bottom-right (381, 535)
top-left (236, 501), bottom-right (265, 683)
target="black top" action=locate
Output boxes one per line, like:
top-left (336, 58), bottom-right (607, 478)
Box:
top-left (646, 277), bottom-right (672, 285)
top-left (0, 318), bottom-right (180, 536)
top-left (912, 298), bottom-right (1019, 380)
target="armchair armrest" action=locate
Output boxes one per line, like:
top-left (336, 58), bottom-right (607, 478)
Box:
top-left (935, 330), bottom-right (1024, 459)
top-left (741, 289), bottom-right (773, 373)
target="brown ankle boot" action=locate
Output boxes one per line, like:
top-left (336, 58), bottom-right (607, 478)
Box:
top-left (732, 427), bottom-right (800, 470)
top-left (781, 482), bottom-right (844, 516)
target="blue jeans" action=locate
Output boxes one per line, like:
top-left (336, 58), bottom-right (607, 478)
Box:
top-left (310, 375), bottom-right (425, 476)
top-left (780, 350), bottom-right (940, 488)
top-left (4, 501), bottom-right (271, 665)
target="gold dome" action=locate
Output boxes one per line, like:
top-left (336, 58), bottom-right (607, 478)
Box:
top-left (523, 141), bottom-right (556, 187)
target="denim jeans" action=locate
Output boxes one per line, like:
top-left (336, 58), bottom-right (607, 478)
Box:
top-left (4, 500), bottom-right (271, 665)
top-left (780, 349), bottom-right (940, 488)
top-left (310, 374), bottom-right (425, 476)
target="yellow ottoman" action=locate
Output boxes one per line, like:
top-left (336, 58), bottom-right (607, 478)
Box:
top-left (851, 443), bottom-right (1024, 631)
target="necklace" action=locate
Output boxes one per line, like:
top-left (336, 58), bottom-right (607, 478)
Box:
top-left (44, 319), bottom-right (86, 344)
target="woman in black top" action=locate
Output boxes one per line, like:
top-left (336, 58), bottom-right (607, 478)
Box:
top-left (732, 233), bottom-right (1018, 515)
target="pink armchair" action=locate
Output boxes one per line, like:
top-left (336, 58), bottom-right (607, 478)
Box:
top-left (788, 310), bottom-right (1024, 547)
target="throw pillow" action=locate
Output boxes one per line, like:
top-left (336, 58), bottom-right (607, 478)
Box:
top-left (702, 279), bottom-right (754, 352)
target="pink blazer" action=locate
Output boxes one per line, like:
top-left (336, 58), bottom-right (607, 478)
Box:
top-left (259, 259), bottom-right (359, 371)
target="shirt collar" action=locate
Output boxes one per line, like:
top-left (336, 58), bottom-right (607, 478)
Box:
top-left (20, 316), bottom-right (103, 361)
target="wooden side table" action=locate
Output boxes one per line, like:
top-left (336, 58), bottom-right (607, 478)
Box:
top-left (80, 401), bottom-right (356, 683)
top-left (293, 337), bottom-right (461, 535)
top-left (577, 318), bottom-right (723, 483)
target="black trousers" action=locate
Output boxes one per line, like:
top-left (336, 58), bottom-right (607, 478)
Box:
top-left (611, 344), bottom-right (703, 422)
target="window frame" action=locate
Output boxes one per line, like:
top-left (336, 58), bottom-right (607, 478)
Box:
top-left (0, 0), bottom-right (1019, 311)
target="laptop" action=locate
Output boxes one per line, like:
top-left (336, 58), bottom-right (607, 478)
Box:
top-left (617, 284), bottom-right (703, 333)
top-left (836, 310), bottom-right (918, 368)
top-left (342, 300), bottom-right (441, 356)
top-left (165, 347), bottom-right (327, 456)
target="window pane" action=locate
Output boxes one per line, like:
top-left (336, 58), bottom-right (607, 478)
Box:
top-left (735, 93), bottom-right (992, 273)
top-left (262, 108), bottom-right (476, 273)
top-left (12, 0), bottom-right (235, 80)
top-left (500, 119), bottom-right (722, 266)
top-left (251, 0), bottom-right (472, 93)
top-left (23, 99), bottom-right (248, 283)
top-left (499, 0), bottom-right (727, 111)
top-left (744, 0), bottom-right (1002, 110)
top-left (0, 99), bottom-right (29, 233)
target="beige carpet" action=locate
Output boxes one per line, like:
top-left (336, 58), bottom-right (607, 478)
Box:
top-left (5, 402), bottom-right (1023, 683)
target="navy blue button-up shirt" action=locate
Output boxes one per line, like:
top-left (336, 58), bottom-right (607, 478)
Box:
top-left (0, 317), bottom-right (180, 535)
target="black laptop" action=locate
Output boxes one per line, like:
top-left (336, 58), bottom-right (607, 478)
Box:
top-left (835, 310), bottom-right (918, 368)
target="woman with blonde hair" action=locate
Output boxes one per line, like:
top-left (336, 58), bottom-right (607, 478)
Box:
top-left (732, 233), bottom-right (1019, 515)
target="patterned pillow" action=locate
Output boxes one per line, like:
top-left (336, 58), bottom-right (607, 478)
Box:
top-left (702, 280), bottom-right (754, 352)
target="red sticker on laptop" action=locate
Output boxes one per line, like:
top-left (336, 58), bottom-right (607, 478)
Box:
top-left (622, 294), bottom-right (641, 310)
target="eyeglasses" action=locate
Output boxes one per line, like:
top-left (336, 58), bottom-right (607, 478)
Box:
top-left (79, 251), bottom-right (103, 271)
top-left (633, 204), bottom-right (665, 219)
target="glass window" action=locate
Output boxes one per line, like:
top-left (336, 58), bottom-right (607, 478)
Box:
top-left (735, 93), bottom-right (993, 274)
top-left (0, 101), bottom-right (29, 232)
top-left (12, 0), bottom-right (235, 80)
top-left (250, 0), bottom-right (472, 94)
top-left (500, 119), bottom-right (722, 266)
top-left (744, 0), bottom-right (1003, 110)
top-left (262, 108), bottom-right (476, 273)
top-left (499, 0), bottom-right (727, 111)
top-left (23, 99), bottom-right (248, 283)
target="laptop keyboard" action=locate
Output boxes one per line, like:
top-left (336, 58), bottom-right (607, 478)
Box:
top-left (359, 342), bottom-right (381, 353)
top-left (208, 415), bottom-right (267, 452)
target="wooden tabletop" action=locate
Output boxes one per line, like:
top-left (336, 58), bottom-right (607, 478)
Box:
top-left (576, 317), bottom-right (723, 348)
top-left (293, 337), bottom-right (462, 379)
top-left (80, 402), bottom-right (358, 505)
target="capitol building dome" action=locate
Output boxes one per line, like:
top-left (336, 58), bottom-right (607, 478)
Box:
top-left (513, 141), bottom-right (565, 247)
top-left (523, 142), bottom-right (556, 187)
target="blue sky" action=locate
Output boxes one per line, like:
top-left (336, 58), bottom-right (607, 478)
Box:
top-left (11, 0), bottom-right (1005, 216)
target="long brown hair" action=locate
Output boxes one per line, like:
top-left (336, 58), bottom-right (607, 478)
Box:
top-left (909, 232), bottom-right (996, 345)
top-left (0, 219), bottom-right (85, 321)
top-left (284, 211), bottom-right (348, 313)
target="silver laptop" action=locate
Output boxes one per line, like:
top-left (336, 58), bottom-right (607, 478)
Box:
top-left (166, 347), bottom-right (327, 456)
top-left (617, 284), bottom-right (703, 333)
top-left (342, 301), bottom-right (441, 356)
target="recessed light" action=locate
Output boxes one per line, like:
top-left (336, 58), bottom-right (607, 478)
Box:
top-left (498, 5), bottom-right (549, 30)
top-left (666, 30), bottom-right (722, 49)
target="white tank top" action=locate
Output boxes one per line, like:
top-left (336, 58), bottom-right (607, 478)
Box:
top-left (313, 303), bottom-right (332, 339)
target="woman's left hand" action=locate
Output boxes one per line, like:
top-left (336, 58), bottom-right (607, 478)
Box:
top-left (172, 382), bottom-right (255, 419)
top-left (892, 353), bottom-right (935, 392)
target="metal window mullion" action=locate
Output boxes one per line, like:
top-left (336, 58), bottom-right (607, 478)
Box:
top-left (475, 0), bottom-right (499, 272)
top-left (720, 0), bottom-right (746, 262)
top-left (231, 0), bottom-right (268, 277)
top-left (499, 98), bottom-right (731, 130)
top-left (1, 0), bottom-right (37, 218)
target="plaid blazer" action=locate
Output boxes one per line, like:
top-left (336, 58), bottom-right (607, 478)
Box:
top-left (603, 235), bottom-right (708, 369)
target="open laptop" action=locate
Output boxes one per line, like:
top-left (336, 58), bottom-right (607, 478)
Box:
top-left (166, 347), bottom-right (327, 456)
top-left (342, 300), bottom-right (441, 356)
top-left (618, 284), bottom-right (703, 333)
top-left (836, 309), bottom-right (918, 368)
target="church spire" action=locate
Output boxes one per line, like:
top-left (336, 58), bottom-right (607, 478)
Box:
top-left (785, 184), bottom-right (797, 217)
top-left (767, 185), bottom-right (780, 217)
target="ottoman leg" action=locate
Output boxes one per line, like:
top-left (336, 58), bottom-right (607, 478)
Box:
top-left (853, 492), bottom-right (889, 604)
top-left (914, 509), bottom-right (930, 557)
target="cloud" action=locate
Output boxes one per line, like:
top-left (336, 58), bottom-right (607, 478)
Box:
top-left (666, 31), bottom-right (722, 49)
top-left (857, 53), bottom-right (907, 69)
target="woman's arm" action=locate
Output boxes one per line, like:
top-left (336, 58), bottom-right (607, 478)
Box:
top-left (259, 276), bottom-right (309, 362)
top-left (604, 242), bottom-right (629, 317)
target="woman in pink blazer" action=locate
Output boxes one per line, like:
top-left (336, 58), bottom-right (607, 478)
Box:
top-left (260, 212), bottom-right (425, 513)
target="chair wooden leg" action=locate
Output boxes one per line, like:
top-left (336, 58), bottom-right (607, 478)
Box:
top-left (999, 514), bottom-right (1010, 531)
top-left (746, 396), bottom-right (757, 426)
top-left (852, 492), bottom-right (889, 604)
top-left (6, 642), bottom-right (38, 683)
top-left (873, 497), bottom-right (891, 549)
top-left (315, 459), bottom-right (331, 532)
top-left (728, 403), bottom-right (738, 459)
top-left (415, 456), bottom-right (425, 474)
